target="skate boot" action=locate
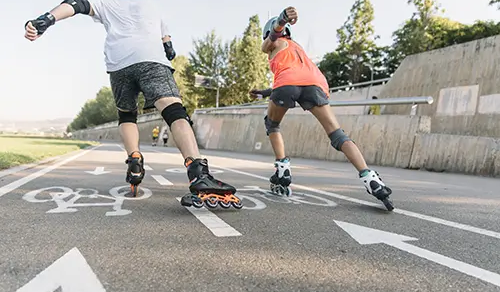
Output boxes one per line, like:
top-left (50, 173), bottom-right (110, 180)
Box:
top-left (269, 157), bottom-right (292, 196)
top-left (359, 169), bottom-right (394, 211)
top-left (180, 157), bottom-right (242, 209)
top-left (125, 151), bottom-right (145, 197)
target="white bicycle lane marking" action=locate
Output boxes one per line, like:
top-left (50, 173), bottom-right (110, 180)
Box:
top-left (22, 185), bottom-right (152, 216)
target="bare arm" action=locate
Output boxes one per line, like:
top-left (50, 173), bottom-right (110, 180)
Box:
top-left (261, 37), bottom-right (277, 54)
top-left (50, 3), bottom-right (90, 21)
top-left (25, 0), bottom-right (94, 41)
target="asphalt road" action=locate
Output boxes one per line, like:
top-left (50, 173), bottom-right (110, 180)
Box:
top-left (1, 143), bottom-right (500, 292)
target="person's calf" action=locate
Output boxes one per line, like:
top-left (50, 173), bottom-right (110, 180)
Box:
top-left (155, 97), bottom-right (200, 159)
top-left (328, 128), bottom-right (369, 173)
top-left (117, 109), bottom-right (140, 155)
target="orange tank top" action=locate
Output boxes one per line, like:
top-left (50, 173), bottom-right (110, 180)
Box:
top-left (269, 38), bottom-right (329, 96)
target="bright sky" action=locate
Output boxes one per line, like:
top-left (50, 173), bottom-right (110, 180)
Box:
top-left (1, 0), bottom-right (498, 121)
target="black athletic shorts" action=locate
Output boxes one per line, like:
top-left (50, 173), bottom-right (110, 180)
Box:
top-left (109, 61), bottom-right (181, 111)
top-left (269, 85), bottom-right (330, 110)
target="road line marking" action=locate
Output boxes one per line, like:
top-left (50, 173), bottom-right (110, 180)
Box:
top-left (176, 198), bottom-right (242, 237)
top-left (335, 220), bottom-right (500, 288)
top-left (16, 247), bottom-right (105, 292)
top-left (0, 146), bottom-right (99, 198)
top-left (152, 175), bottom-right (173, 186)
top-left (144, 165), bottom-right (153, 171)
top-left (211, 164), bottom-right (500, 240)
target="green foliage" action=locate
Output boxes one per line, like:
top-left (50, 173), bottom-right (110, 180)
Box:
top-left (182, 30), bottom-right (229, 108)
top-left (319, 0), bottom-right (500, 87)
top-left (183, 15), bottom-right (269, 108)
top-left (489, 0), bottom-right (500, 8)
top-left (335, 0), bottom-right (378, 83)
top-left (68, 87), bottom-right (117, 131)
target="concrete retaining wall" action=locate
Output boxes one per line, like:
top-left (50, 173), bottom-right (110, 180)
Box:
top-left (379, 36), bottom-right (500, 138)
top-left (409, 134), bottom-right (500, 177)
top-left (192, 113), bottom-right (430, 169)
top-left (72, 111), bottom-right (500, 177)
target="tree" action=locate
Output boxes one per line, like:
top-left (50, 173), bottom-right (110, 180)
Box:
top-left (403, 0), bottom-right (444, 52)
top-left (67, 87), bottom-right (118, 131)
top-left (335, 0), bottom-right (379, 84)
top-left (318, 51), bottom-right (351, 88)
top-left (172, 55), bottom-right (198, 115)
top-left (183, 30), bottom-right (229, 108)
top-left (225, 15), bottom-right (270, 105)
top-left (489, 0), bottom-right (500, 9)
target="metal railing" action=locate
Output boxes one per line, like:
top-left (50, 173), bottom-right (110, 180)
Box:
top-left (328, 77), bottom-right (391, 93)
top-left (195, 96), bottom-right (434, 115)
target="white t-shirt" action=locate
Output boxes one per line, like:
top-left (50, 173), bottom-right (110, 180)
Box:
top-left (88, 0), bottom-right (173, 72)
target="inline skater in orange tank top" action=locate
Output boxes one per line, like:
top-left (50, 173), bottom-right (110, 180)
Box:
top-left (252, 6), bottom-right (394, 210)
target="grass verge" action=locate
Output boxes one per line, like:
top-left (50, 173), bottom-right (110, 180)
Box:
top-left (0, 135), bottom-right (98, 170)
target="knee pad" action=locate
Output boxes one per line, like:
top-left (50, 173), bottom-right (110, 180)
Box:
top-left (264, 115), bottom-right (280, 136)
top-left (61, 0), bottom-right (91, 15)
top-left (161, 103), bottom-right (190, 127)
top-left (329, 128), bottom-right (352, 151)
top-left (118, 110), bottom-right (138, 125)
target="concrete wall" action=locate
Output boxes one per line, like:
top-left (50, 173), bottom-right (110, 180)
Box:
top-left (72, 111), bottom-right (500, 177)
top-left (379, 36), bottom-right (500, 137)
top-left (409, 134), bottom-right (500, 177)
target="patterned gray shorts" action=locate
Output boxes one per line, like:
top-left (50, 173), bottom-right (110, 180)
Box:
top-left (109, 61), bottom-right (181, 111)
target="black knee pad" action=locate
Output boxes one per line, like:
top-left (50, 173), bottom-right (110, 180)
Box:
top-left (329, 128), bottom-right (352, 151)
top-left (118, 110), bottom-right (137, 125)
top-left (161, 103), bottom-right (190, 127)
top-left (264, 115), bottom-right (280, 136)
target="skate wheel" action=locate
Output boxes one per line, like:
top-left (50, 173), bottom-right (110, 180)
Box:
top-left (205, 197), bottom-right (218, 208)
top-left (382, 198), bottom-right (394, 211)
top-left (231, 201), bottom-right (243, 209)
top-left (219, 201), bottom-right (231, 209)
top-left (285, 186), bottom-right (292, 197)
top-left (192, 197), bottom-right (204, 208)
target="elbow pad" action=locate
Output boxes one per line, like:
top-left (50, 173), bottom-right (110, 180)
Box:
top-left (163, 41), bottom-right (176, 61)
top-left (61, 0), bottom-right (91, 15)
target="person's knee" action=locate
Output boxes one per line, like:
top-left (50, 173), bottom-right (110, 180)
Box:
top-left (155, 96), bottom-right (182, 111)
top-left (329, 128), bottom-right (353, 151)
top-left (264, 115), bottom-right (281, 136)
top-left (118, 109), bottom-right (138, 125)
top-left (161, 102), bottom-right (191, 127)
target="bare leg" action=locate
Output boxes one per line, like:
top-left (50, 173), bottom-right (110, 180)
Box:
top-left (154, 97), bottom-right (200, 160)
top-left (118, 112), bottom-right (140, 155)
top-left (309, 105), bottom-right (368, 172)
top-left (266, 101), bottom-right (288, 160)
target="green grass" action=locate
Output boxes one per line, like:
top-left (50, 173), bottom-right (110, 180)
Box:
top-left (0, 135), bottom-right (98, 170)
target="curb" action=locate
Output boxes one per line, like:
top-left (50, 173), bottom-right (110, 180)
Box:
top-left (0, 144), bottom-right (98, 179)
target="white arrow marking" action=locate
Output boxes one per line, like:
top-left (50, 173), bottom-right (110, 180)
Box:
top-left (85, 167), bottom-right (111, 175)
top-left (17, 247), bottom-right (106, 292)
top-left (335, 220), bottom-right (500, 288)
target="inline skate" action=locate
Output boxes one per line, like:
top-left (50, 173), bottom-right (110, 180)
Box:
top-left (360, 169), bottom-right (394, 211)
top-left (180, 157), bottom-right (242, 209)
top-left (125, 151), bottom-right (145, 197)
top-left (269, 157), bottom-right (292, 197)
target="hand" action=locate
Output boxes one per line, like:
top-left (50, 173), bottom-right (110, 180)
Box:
top-left (278, 6), bottom-right (298, 26)
top-left (249, 89), bottom-right (261, 99)
top-left (24, 21), bottom-right (40, 41)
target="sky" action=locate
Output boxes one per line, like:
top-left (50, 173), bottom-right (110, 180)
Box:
top-left (1, 0), bottom-right (498, 121)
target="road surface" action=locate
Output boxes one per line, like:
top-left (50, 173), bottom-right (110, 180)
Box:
top-left (1, 143), bottom-right (499, 292)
